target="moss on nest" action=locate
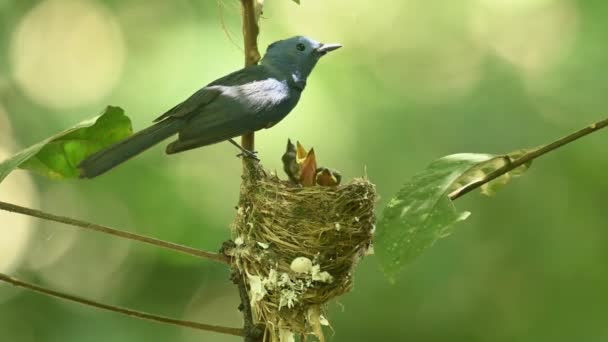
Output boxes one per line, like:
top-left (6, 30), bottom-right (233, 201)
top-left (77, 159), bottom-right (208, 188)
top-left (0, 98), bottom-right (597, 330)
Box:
top-left (228, 163), bottom-right (376, 341)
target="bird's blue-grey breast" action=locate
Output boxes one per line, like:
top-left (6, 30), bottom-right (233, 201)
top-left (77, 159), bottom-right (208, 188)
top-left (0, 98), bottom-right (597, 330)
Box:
top-left (78, 36), bottom-right (341, 178)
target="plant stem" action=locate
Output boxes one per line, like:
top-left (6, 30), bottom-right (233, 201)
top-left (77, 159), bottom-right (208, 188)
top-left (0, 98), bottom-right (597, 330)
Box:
top-left (450, 117), bottom-right (608, 200)
top-left (0, 273), bottom-right (244, 337)
top-left (0, 200), bottom-right (229, 264)
top-left (238, 1), bottom-right (263, 341)
top-left (240, 0), bottom-right (261, 69)
top-left (240, 0), bottom-right (261, 153)
top-left (233, 271), bottom-right (264, 342)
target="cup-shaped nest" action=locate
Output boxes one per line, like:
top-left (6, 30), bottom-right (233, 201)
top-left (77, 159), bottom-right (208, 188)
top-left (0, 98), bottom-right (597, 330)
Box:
top-left (228, 164), bottom-right (376, 341)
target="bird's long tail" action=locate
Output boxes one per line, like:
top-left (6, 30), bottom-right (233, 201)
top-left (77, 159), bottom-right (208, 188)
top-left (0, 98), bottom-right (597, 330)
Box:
top-left (79, 118), bottom-right (185, 178)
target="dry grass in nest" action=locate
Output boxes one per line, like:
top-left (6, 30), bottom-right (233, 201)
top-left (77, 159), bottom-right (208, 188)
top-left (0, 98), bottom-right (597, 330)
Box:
top-left (227, 163), bottom-right (376, 341)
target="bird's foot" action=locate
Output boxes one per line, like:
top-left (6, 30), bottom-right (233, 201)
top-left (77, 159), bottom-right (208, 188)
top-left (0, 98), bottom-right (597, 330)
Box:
top-left (236, 149), bottom-right (260, 161)
top-left (228, 138), bottom-right (260, 162)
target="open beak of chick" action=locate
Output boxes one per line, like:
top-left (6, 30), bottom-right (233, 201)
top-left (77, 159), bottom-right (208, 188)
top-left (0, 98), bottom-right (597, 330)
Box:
top-left (282, 139), bottom-right (342, 187)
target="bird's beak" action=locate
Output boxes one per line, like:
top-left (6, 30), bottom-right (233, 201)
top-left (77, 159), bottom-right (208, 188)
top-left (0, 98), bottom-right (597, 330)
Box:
top-left (316, 43), bottom-right (342, 55)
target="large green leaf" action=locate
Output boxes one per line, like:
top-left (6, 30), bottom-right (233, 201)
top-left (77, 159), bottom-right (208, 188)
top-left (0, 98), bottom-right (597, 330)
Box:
top-left (376, 150), bottom-right (535, 281)
top-left (375, 153), bottom-right (501, 281)
top-left (0, 106), bottom-right (132, 182)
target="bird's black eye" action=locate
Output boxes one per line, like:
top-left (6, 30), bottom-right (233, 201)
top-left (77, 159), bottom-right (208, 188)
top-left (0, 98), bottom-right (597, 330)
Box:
top-left (296, 43), bottom-right (306, 51)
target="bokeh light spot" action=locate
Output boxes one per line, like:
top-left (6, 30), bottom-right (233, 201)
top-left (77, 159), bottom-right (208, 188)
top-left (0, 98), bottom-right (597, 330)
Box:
top-left (273, 0), bottom-right (485, 102)
top-left (470, 0), bottom-right (579, 77)
top-left (10, 0), bottom-right (126, 109)
top-left (0, 108), bottom-right (38, 303)
top-left (0, 147), bottom-right (37, 274)
top-left (34, 186), bottom-right (133, 301)
top-left (181, 285), bottom-right (241, 342)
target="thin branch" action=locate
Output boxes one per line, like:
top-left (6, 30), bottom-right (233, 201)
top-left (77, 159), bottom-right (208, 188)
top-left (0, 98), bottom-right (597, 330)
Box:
top-left (240, 0), bottom-right (261, 68)
top-left (0, 273), bottom-right (244, 337)
top-left (240, 0), bottom-right (261, 153)
top-left (0, 200), bottom-right (229, 264)
top-left (232, 271), bottom-right (264, 342)
top-left (217, 0), bottom-right (243, 51)
top-left (450, 117), bottom-right (608, 200)
top-left (237, 1), bottom-right (263, 341)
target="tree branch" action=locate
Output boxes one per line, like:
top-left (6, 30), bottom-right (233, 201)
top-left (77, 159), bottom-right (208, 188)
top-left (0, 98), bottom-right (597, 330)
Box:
top-left (240, 0), bottom-right (261, 152)
top-left (450, 117), bottom-right (608, 200)
top-left (237, 1), bottom-right (264, 341)
top-left (0, 273), bottom-right (244, 337)
top-left (240, 0), bottom-right (261, 69)
top-left (232, 271), bottom-right (264, 342)
top-left (0, 200), bottom-right (229, 264)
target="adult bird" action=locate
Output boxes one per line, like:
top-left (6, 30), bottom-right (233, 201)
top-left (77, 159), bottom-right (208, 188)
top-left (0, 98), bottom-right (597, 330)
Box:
top-left (79, 36), bottom-right (341, 178)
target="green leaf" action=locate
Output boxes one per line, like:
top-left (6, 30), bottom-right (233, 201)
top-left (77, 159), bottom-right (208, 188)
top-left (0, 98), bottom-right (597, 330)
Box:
top-left (479, 149), bottom-right (533, 196)
top-left (449, 149), bottom-right (534, 197)
top-left (292, 0), bottom-right (300, 4)
top-left (376, 149), bottom-right (536, 281)
top-left (0, 106), bottom-right (132, 183)
top-left (375, 153), bottom-right (501, 282)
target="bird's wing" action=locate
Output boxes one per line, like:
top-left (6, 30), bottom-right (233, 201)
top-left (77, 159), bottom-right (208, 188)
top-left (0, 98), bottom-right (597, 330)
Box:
top-left (166, 77), bottom-right (292, 154)
top-left (153, 87), bottom-right (221, 122)
top-left (207, 65), bottom-right (270, 87)
top-left (153, 65), bottom-right (270, 122)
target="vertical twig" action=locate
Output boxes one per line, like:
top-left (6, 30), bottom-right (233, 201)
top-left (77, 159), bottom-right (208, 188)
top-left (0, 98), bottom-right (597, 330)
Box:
top-left (232, 271), bottom-right (264, 342)
top-left (240, 0), bottom-right (261, 153)
top-left (237, 1), bottom-right (263, 341)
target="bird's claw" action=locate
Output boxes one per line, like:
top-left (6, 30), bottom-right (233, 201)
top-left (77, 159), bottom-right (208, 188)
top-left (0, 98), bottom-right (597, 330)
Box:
top-left (227, 138), bottom-right (260, 162)
top-left (237, 149), bottom-right (260, 161)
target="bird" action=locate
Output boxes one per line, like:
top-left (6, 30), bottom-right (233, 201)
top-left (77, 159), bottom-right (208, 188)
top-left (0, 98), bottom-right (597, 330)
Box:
top-left (281, 139), bottom-right (300, 183)
top-left (315, 167), bottom-right (341, 187)
top-left (281, 139), bottom-right (318, 186)
top-left (78, 36), bottom-right (342, 178)
top-left (296, 141), bottom-right (317, 187)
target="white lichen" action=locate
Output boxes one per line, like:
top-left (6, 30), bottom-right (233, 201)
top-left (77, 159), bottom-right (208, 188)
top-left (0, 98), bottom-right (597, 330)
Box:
top-left (248, 274), bottom-right (267, 306)
top-left (311, 264), bottom-right (334, 283)
top-left (279, 328), bottom-right (295, 342)
top-left (278, 272), bottom-right (292, 287)
top-left (365, 244), bottom-right (375, 256)
top-left (264, 268), bottom-right (278, 289)
top-left (279, 288), bottom-right (299, 309)
top-left (234, 236), bottom-right (245, 246)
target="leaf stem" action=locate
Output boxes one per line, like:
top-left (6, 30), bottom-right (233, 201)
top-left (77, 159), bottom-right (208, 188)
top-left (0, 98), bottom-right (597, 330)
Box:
top-left (0, 273), bottom-right (244, 337)
top-left (449, 117), bottom-right (608, 200)
top-left (0, 200), bottom-right (229, 264)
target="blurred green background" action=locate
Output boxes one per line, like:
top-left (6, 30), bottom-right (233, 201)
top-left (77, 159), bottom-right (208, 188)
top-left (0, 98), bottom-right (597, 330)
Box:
top-left (1, 0), bottom-right (608, 341)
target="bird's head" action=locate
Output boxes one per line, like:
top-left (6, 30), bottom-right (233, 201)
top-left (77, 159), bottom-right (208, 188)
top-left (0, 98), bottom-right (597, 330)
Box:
top-left (261, 36), bottom-right (341, 82)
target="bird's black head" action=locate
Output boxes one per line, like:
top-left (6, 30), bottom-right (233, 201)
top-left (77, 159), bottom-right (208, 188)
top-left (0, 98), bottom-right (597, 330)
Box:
top-left (261, 36), bottom-right (342, 79)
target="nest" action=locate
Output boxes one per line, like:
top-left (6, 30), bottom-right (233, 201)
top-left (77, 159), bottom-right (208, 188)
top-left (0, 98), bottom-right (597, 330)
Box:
top-left (228, 163), bottom-right (376, 342)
